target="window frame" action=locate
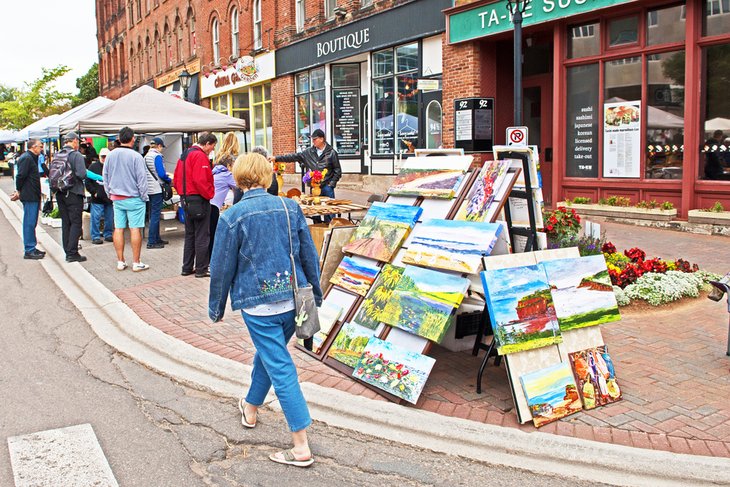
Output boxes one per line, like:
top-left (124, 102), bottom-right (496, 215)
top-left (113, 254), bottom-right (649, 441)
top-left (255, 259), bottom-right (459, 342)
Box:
top-left (253, 0), bottom-right (262, 50)
top-left (294, 67), bottom-right (326, 152)
top-left (231, 8), bottom-right (239, 58)
top-left (296, 0), bottom-right (305, 33)
top-left (212, 18), bottom-right (220, 62)
top-left (325, 0), bottom-right (336, 20)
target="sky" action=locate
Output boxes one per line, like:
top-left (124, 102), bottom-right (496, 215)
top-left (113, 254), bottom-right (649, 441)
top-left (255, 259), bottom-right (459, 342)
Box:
top-left (0, 1), bottom-right (98, 94)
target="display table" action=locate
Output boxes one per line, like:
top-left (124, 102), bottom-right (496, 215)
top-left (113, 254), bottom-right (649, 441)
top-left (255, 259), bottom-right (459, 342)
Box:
top-left (297, 197), bottom-right (368, 222)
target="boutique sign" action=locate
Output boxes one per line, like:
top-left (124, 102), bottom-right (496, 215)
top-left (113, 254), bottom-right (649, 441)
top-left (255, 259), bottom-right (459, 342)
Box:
top-left (317, 29), bottom-right (370, 58)
top-left (448, 0), bottom-right (636, 43)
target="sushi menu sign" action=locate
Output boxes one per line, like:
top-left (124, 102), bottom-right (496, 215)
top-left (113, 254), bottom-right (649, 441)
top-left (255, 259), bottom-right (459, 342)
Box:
top-left (603, 101), bottom-right (641, 178)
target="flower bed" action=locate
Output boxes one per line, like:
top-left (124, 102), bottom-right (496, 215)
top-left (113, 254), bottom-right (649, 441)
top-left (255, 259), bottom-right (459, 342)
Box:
top-left (558, 198), bottom-right (677, 221)
top-left (687, 203), bottom-right (730, 225)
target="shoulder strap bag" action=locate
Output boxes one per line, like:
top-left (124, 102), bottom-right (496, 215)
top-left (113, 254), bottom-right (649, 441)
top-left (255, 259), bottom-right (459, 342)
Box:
top-left (145, 153), bottom-right (173, 201)
top-left (181, 148), bottom-right (206, 220)
top-left (279, 196), bottom-right (320, 339)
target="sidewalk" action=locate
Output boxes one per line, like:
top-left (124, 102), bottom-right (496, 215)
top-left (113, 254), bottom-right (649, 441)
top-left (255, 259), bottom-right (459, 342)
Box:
top-left (4, 178), bottom-right (729, 460)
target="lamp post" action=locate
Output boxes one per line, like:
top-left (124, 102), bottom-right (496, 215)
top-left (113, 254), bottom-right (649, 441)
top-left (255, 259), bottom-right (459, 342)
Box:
top-left (178, 66), bottom-right (192, 102)
top-left (506, 0), bottom-right (531, 126)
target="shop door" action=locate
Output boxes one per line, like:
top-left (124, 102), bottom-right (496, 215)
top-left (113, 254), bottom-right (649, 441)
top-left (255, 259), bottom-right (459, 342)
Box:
top-left (523, 74), bottom-right (553, 205)
top-left (421, 90), bottom-right (443, 151)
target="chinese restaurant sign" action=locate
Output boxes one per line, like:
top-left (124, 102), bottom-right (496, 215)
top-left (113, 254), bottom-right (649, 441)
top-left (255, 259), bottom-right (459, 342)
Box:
top-left (448, 0), bottom-right (636, 44)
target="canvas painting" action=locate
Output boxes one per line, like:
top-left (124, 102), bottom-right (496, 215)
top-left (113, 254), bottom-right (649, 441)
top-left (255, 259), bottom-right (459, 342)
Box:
top-left (402, 219), bottom-right (502, 274)
top-left (569, 346), bottom-right (622, 409)
top-left (310, 302), bottom-right (344, 353)
top-left (352, 337), bottom-right (435, 404)
top-left (319, 225), bottom-right (357, 291)
top-left (540, 255), bottom-right (621, 331)
top-left (481, 265), bottom-right (562, 355)
top-left (342, 202), bottom-right (423, 262)
top-left (455, 160), bottom-right (510, 222)
top-left (328, 322), bottom-right (380, 368)
top-left (329, 256), bottom-right (380, 296)
top-left (520, 362), bottom-right (582, 427)
top-left (352, 264), bottom-right (405, 330)
top-left (387, 157), bottom-right (471, 199)
top-left (381, 266), bottom-right (469, 343)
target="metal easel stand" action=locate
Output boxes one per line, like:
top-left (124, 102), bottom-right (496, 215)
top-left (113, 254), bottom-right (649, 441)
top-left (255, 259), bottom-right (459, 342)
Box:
top-left (497, 150), bottom-right (539, 252)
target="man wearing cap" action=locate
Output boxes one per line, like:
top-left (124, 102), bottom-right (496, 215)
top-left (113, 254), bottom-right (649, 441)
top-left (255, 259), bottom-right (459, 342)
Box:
top-left (270, 128), bottom-right (341, 223)
top-left (86, 147), bottom-right (114, 244)
top-left (14, 139), bottom-right (46, 260)
top-left (56, 131), bottom-right (89, 262)
top-left (144, 137), bottom-right (172, 249)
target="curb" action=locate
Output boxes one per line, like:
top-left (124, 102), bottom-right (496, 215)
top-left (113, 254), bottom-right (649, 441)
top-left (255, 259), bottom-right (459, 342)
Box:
top-left (2, 189), bottom-right (729, 486)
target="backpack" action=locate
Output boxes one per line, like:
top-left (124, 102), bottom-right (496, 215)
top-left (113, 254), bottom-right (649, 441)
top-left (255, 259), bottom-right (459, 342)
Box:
top-left (48, 149), bottom-right (75, 192)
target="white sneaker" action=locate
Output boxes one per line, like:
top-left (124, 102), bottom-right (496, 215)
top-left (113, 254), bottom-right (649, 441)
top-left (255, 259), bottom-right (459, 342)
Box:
top-left (116, 261), bottom-right (128, 271)
top-left (132, 262), bottom-right (150, 272)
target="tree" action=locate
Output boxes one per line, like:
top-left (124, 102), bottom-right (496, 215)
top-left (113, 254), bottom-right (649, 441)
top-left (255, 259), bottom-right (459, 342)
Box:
top-left (0, 65), bottom-right (72, 130)
top-left (74, 63), bottom-right (99, 107)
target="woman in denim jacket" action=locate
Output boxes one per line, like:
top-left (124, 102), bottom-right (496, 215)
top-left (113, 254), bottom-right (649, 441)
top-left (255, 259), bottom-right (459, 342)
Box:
top-left (209, 152), bottom-right (322, 467)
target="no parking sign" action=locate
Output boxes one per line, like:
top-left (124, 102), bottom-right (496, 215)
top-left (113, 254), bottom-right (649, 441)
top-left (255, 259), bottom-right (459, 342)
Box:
top-left (506, 126), bottom-right (528, 147)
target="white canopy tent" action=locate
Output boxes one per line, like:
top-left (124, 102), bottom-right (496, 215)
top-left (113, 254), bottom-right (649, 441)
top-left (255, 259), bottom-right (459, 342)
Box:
top-left (705, 117), bottom-right (730, 132)
top-left (61, 85), bottom-right (247, 134)
top-left (28, 97), bottom-right (113, 140)
top-left (16, 114), bottom-right (63, 142)
top-left (0, 130), bottom-right (21, 144)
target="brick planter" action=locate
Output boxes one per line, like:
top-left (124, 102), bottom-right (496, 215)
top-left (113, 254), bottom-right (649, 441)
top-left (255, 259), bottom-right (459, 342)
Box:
top-left (557, 202), bottom-right (678, 222)
top-left (687, 209), bottom-right (730, 225)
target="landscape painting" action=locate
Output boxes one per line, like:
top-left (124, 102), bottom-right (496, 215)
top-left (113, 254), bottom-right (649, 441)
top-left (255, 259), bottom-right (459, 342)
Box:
top-left (342, 203), bottom-right (423, 262)
top-left (402, 219), bottom-right (502, 274)
top-left (329, 256), bottom-right (381, 296)
top-left (387, 157), bottom-right (471, 199)
top-left (381, 266), bottom-right (469, 343)
top-left (569, 346), bottom-right (622, 409)
top-left (352, 337), bottom-right (435, 404)
top-left (481, 265), bottom-right (562, 355)
top-left (540, 255), bottom-right (621, 331)
top-left (352, 264), bottom-right (405, 330)
top-left (520, 362), bottom-right (582, 428)
top-left (455, 160), bottom-right (510, 222)
top-left (328, 322), bottom-right (379, 368)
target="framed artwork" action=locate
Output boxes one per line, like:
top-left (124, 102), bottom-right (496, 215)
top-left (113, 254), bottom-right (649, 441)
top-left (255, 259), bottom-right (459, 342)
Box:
top-left (568, 345), bottom-right (621, 409)
top-left (520, 362), bottom-right (582, 428)
top-left (352, 337), bottom-right (435, 404)
top-left (329, 256), bottom-right (380, 297)
top-left (351, 264), bottom-right (405, 330)
top-left (387, 156), bottom-right (472, 199)
top-left (454, 160), bottom-right (511, 222)
top-left (384, 327), bottom-right (429, 353)
top-left (327, 322), bottom-right (383, 368)
top-left (342, 202), bottom-right (422, 262)
top-left (540, 255), bottom-right (621, 331)
top-left (311, 302), bottom-right (344, 353)
top-left (319, 225), bottom-right (357, 291)
top-left (381, 265), bottom-right (469, 343)
top-left (402, 219), bottom-right (502, 274)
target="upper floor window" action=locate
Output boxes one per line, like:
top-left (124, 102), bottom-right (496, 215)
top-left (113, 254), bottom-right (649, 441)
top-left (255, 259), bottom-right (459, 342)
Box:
top-left (253, 0), bottom-right (262, 49)
top-left (231, 8), bottom-right (239, 57)
top-left (136, 0), bottom-right (142, 20)
top-left (296, 0), bottom-right (305, 32)
top-left (325, 0), bottom-right (336, 19)
top-left (361, 0), bottom-right (373, 7)
top-left (212, 18), bottom-right (220, 62)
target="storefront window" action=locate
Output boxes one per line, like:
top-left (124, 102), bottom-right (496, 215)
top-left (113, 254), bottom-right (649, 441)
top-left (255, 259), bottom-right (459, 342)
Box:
top-left (332, 64), bottom-right (361, 155)
top-left (605, 56), bottom-right (641, 101)
top-left (647, 4), bottom-right (685, 45)
top-left (608, 17), bottom-right (638, 47)
top-left (294, 67), bottom-right (326, 151)
top-left (646, 51), bottom-right (685, 179)
top-left (566, 64), bottom-right (599, 177)
top-left (426, 101), bottom-right (442, 149)
top-left (210, 85), bottom-right (270, 154)
top-left (700, 43), bottom-right (730, 180)
top-left (251, 83), bottom-right (272, 153)
top-left (704, 0), bottom-right (730, 36)
top-left (568, 23), bottom-right (599, 59)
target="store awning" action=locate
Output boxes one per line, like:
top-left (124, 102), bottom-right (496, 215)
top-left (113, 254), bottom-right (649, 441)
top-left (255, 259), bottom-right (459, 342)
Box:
top-left (62, 85), bottom-right (247, 135)
top-left (28, 97), bottom-right (113, 140)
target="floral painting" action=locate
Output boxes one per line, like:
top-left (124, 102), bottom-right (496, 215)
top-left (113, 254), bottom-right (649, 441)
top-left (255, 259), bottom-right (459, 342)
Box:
top-left (342, 203), bottom-right (423, 262)
top-left (481, 265), bottom-right (562, 355)
top-left (352, 337), bottom-right (435, 404)
top-left (387, 157), bottom-right (472, 199)
top-left (311, 302), bottom-right (344, 353)
top-left (520, 362), bottom-right (582, 428)
top-left (402, 219), bottom-right (502, 274)
top-left (329, 256), bottom-right (381, 296)
top-left (540, 255), bottom-right (621, 331)
top-left (569, 346), bottom-right (622, 410)
top-left (381, 265), bottom-right (469, 343)
top-left (328, 322), bottom-right (379, 368)
top-left (352, 264), bottom-right (405, 330)
top-left (455, 160), bottom-right (510, 222)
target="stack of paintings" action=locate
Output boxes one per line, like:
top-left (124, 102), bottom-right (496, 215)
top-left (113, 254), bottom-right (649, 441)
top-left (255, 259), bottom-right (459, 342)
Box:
top-left (454, 160), bottom-right (511, 222)
top-left (520, 362), bottom-right (582, 427)
top-left (342, 203), bottom-right (422, 262)
top-left (387, 157), bottom-right (472, 199)
top-left (329, 256), bottom-right (380, 297)
top-left (352, 264), bottom-right (405, 330)
top-left (568, 346), bottom-right (622, 409)
top-left (402, 219), bottom-right (502, 274)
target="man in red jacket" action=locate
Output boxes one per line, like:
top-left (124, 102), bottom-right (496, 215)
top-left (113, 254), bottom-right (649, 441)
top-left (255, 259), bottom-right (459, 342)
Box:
top-left (173, 132), bottom-right (217, 277)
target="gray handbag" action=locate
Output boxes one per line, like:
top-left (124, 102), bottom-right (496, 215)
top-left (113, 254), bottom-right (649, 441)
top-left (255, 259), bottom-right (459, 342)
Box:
top-left (280, 197), bottom-right (321, 339)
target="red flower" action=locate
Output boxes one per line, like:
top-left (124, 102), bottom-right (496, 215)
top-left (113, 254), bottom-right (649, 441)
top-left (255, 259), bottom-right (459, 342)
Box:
top-left (549, 216), bottom-right (558, 224)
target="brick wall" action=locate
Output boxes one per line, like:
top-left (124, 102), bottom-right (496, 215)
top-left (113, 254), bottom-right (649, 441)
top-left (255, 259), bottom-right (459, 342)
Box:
top-left (442, 40), bottom-right (482, 149)
top-left (97, 0), bottom-right (130, 99)
top-left (271, 75), bottom-right (297, 161)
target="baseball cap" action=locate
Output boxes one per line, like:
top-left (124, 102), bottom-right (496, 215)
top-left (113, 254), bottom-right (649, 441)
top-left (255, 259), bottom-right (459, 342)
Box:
top-left (151, 137), bottom-right (165, 147)
top-left (99, 148), bottom-right (110, 158)
top-left (311, 129), bottom-right (325, 139)
top-left (63, 131), bottom-right (80, 141)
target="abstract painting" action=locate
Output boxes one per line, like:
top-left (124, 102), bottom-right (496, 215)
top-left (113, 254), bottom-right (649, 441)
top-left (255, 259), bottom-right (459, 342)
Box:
top-left (481, 265), bottom-right (562, 355)
top-left (352, 337), bottom-right (435, 404)
top-left (311, 301), bottom-right (344, 353)
top-left (402, 219), bottom-right (502, 274)
top-left (342, 202), bottom-right (422, 262)
top-left (455, 160), bottom-right (510, 222)
top-left (387, 157), bottom-right (471, 199)
top-left (329, 256), bottom-right (380, 296)
top-left (540, 255), bottom-right (621, 331)
top-left (569, 346), bottom-right (622, 409)
top-left (328, 322), bottom-right (379, 368)
top-left (352, 264), bottom-right (405, 330)
top-left (381, 265), bottom-right (469, 343)
top-left (520, 362), bottom-right (582, 428)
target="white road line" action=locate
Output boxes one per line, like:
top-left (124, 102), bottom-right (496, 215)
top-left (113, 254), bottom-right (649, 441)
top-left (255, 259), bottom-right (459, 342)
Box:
top-left (7, 423), bottom-right (118, 487)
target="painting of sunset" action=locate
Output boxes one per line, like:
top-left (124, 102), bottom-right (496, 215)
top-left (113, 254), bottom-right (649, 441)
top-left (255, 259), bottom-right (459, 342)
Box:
top-left (342, 203), bottom-right (422, 262)
top-left (329, 256), bottom-right (381, 296)
top-left (387, 157), bottom-right (472, 199)
top-left (520, 362), bottom-right (582, 428)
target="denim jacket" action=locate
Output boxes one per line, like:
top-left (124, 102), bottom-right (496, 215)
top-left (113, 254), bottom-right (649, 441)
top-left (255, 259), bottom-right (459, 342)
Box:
top-left (208, 188), bottom-right (323, 321)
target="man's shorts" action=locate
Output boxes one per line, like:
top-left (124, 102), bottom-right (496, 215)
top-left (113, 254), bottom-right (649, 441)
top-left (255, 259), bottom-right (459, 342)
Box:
top-left (113, 197), bottom-right (146, 228)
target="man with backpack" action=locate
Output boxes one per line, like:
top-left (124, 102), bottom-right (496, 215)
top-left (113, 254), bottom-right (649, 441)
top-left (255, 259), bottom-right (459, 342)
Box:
top-left (51, 131), bottom-right (88, 263)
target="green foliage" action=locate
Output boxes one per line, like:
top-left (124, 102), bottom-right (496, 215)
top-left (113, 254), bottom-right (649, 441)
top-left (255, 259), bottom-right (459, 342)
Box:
top-left (636, 199), bottom-right (659, 209)
top-left (604, 195), bottom-right (632, 207)
top-left (701, 201), bottom-right (725, 213)
top-left (73, 63), bottom-right (99, 106)
top-left (0, 65), bottom-right (72, 129)
top-left (572, 197), bottom-right (592, 204)
top-left (661, 201), bottom-right (675, 210)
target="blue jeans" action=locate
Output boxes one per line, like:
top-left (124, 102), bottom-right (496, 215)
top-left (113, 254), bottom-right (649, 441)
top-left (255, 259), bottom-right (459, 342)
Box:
top-left (21, 201), bottom-right (39, 254)
top-left (148, 193), bottom-right (163, 244)
top-left (312, 184), bottom-right (335, 224)
top-left (90, 202), bottom-right (114, 240)
top-left (242, 309), bottom-right (311, 432)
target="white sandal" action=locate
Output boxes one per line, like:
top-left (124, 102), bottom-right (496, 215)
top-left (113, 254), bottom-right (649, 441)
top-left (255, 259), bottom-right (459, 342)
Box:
top-left (238, 398), bottom-right (256, 428)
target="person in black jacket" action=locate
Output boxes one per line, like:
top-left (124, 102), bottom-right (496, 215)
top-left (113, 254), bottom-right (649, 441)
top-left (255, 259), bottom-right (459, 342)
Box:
top-left (86, 148), bottom-right (114, 244)
top-left (55, 131), bottom-right (89, 263)
top-left (271, 129), bottom-right (342, 223)
top-left (15, 139), bottom-right (46, 260)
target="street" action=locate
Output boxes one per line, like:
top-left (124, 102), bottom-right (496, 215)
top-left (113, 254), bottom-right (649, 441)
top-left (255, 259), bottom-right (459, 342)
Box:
top-left (0, 209), bottom-right (582, 486)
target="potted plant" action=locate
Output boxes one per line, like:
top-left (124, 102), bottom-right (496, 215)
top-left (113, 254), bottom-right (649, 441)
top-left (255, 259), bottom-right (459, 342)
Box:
top-left (688, 202), bottom-right (730, 225)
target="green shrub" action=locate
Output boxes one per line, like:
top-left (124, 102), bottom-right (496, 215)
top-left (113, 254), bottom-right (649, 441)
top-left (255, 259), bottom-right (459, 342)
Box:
top-left (661, 201), bottom-right (675, 210)
top-left (705, 201), bottom-right (725, 213)
top-left (572, 196), bottom-right (592, 204)
top-left (604, 195), bottom-right (631, 207)
top-left (636, 200), bottom-right (660, 209)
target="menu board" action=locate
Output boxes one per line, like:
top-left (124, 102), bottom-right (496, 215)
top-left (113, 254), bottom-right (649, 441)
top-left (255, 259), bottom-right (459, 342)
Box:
top-left (603, 101), bottom-right (641, 178)
top-left (454, 97), bottom-right (494, 152)
top-left (565, 64), bottom-right (599, 177)
top-left (455, 110), bottom-right (473, 141)
top-left (333, 89), bottom-right (360, 155)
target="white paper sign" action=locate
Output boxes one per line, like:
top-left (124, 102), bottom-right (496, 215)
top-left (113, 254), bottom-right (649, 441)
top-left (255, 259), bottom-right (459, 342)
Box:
top-left (603, 101), bottom-right (641, 178)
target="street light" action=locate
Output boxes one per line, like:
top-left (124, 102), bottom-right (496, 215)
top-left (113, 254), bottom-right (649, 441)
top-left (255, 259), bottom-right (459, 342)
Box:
top-left (506, 0), bottom-right (531, 126)
top-left (178, 66), bottom-right (192, 101)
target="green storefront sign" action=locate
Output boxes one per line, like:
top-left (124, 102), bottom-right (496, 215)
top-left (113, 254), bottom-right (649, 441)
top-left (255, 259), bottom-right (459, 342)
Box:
top-left (448, 0), bottom-right (635, 44)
